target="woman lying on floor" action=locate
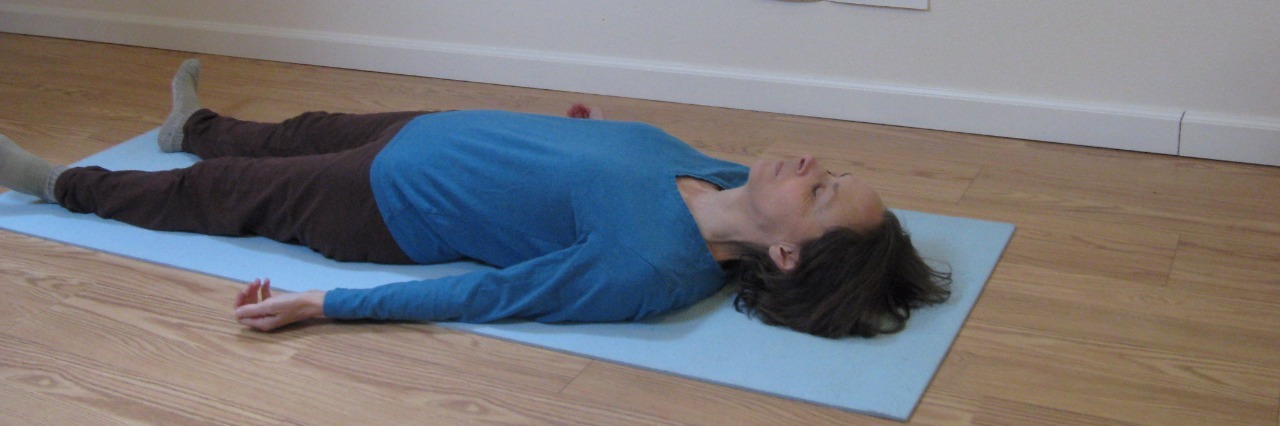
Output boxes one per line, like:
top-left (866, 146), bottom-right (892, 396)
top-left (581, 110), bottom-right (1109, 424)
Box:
top-left (0, 60), bottom-right (950, 338)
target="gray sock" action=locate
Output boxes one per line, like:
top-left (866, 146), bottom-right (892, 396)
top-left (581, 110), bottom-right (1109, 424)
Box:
top-left (0, 134), bottom-right (65, 203)
top-left (158, 59), bottom-right (202, 153)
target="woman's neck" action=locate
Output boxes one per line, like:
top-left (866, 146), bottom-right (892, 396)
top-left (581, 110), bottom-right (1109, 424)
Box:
top-left (675, 177), bottom-right (760, 263)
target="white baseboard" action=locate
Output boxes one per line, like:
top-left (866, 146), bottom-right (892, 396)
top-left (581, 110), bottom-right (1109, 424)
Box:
top-left (1181, 114), bottom-right (1280, 167)
top-left (1, 4), bottom-right (1275, 166)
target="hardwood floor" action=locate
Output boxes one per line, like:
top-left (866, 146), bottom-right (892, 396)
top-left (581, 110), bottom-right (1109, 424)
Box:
top-left (2, 33), bottom-right (1277, 425)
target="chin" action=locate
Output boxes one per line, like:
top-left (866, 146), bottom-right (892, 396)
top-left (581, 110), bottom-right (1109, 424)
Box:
top-left (746, 160), bottom-right (772, 182)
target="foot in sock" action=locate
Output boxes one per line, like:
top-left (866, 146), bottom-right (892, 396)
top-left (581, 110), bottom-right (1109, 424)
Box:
top-left (0, 134), bottom-right (65, 203)
top-left (158, 59), bottom-right (202, 153)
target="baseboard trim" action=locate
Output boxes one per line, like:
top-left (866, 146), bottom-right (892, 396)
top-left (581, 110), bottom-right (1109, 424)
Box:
top-left (1180, 114), bottom-right (1280, 167)
top-left (2, 4), bottom-right (1274, 165)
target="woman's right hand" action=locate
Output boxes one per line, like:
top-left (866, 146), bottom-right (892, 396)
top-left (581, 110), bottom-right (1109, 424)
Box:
top-left (233, 278), bottom-right (326, 331)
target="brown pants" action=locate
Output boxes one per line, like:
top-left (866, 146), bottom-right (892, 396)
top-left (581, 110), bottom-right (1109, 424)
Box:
top-left (55, 109), bottom-right (426, 264)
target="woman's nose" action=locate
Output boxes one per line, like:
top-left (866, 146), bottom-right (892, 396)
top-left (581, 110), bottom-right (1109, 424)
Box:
top-left (797, 155), bottom-right (816, 175)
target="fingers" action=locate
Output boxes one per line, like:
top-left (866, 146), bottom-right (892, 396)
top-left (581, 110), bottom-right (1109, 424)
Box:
top-left (237, 314), bottom-right (283, 332)
top-left (235, 298), bottom-right (283, 332)
top-left (234, 299), bottom-right (272, 319)
top-left (235, 278), bottom-right (272, 309)
top-left (234, 289), bottom-right (314, 332)
top-left (233, 280), bottom-right (325, 332)
top-left (252, 278), bottom-right (264, 303)
top-left (233, 278), bottom-right (277, 332)
top-left (235, 279), bottom-right (258, 308)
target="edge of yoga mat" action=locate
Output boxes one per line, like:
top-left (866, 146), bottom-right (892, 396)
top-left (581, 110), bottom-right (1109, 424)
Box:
top-left (0, 129), bottom-right (1015, 421)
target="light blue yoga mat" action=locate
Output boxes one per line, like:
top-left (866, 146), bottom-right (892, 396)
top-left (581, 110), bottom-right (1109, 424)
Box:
top-left (0, 129), bottom-right (1014, 421)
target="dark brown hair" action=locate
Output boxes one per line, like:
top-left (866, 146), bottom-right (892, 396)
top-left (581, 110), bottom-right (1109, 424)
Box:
top-left (725, 210), bottom-right (951, 338)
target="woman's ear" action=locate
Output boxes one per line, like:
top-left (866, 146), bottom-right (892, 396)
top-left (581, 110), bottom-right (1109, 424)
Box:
top-left (768, 243), bottom-right (800, 272)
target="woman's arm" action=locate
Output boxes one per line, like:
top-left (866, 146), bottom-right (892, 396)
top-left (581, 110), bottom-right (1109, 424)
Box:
top-left (322, 239), bottom-right (665, 325)
top-left (233, 278), bottom-right (326, 331)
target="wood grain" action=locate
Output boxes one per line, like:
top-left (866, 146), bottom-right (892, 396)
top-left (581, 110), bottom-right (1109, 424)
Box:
top-left (1, 32), bottom-right (1278, 425)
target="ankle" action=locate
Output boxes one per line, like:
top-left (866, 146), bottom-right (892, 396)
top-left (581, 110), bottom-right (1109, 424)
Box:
top-left (42, 165), bottom-right (67, 203)
top-left (159, 59), bottom-right (201, 153)
top-left (0, 135), bottom-right (63, 203)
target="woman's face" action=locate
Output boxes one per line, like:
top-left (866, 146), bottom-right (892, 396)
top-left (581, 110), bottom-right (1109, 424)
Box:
top-left (744, 155), bottom-right (885, 245)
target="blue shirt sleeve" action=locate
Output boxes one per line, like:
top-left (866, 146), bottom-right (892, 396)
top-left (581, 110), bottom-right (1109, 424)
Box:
top-left (322, 236), bottom-right (674, 323)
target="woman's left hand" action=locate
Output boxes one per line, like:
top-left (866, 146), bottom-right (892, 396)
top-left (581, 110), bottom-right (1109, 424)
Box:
top-left (233, 278), bottom-right (326, 331)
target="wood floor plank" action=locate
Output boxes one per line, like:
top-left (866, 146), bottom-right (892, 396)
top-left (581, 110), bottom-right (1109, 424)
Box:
top-left (972, 396), bottom-right (1143, 426)
top-left (560, 361), bottom-right (884, 425)
top-left (950, 323), bottom-right (1278, 425)
top-left (0, 333), bottom-right (284, 425)
top-left (293, 334), bottom-right (676, 425)
top-left (988, 260), bottom-right (1278, 339)
top-left (3, 266), bottom-right (647, 424)
top-left (975, 277), bottom-right (1279, 368)
top-left (961, 163), bottom-right (1280, 241)
top-left (0, 380), bottom-right (131, 426)
top-left (1168, 233), bottom-right (1280, 293)
top-left (0, 232), bottom-right (97, 333)
top-left (997, 218), bottom-right (1180, 285)
top-left (1163, 235), bottom-right (1280, 335)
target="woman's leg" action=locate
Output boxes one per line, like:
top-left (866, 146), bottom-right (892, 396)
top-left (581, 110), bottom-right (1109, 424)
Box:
top-left (55, 137), bottom-right (414, 264)
top-left (157, 58), bottom-right (428, 160)
top-left (180, 109), bottom-right (426, 160)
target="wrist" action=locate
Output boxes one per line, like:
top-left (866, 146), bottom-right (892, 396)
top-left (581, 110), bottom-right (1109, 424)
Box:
top-left (306, 290), bottom-right (327, 319)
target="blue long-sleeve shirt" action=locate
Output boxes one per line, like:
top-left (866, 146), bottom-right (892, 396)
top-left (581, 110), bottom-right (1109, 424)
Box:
top-left (323, 110), bottom-right (749, 323)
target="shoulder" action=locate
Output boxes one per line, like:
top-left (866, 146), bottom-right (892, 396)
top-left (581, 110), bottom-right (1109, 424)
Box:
top-left (603, 237), bottom-right (727, 317)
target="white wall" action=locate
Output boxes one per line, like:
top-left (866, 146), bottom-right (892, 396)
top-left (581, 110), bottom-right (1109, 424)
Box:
top-left (2, 0), bottom-right (1277, 165)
